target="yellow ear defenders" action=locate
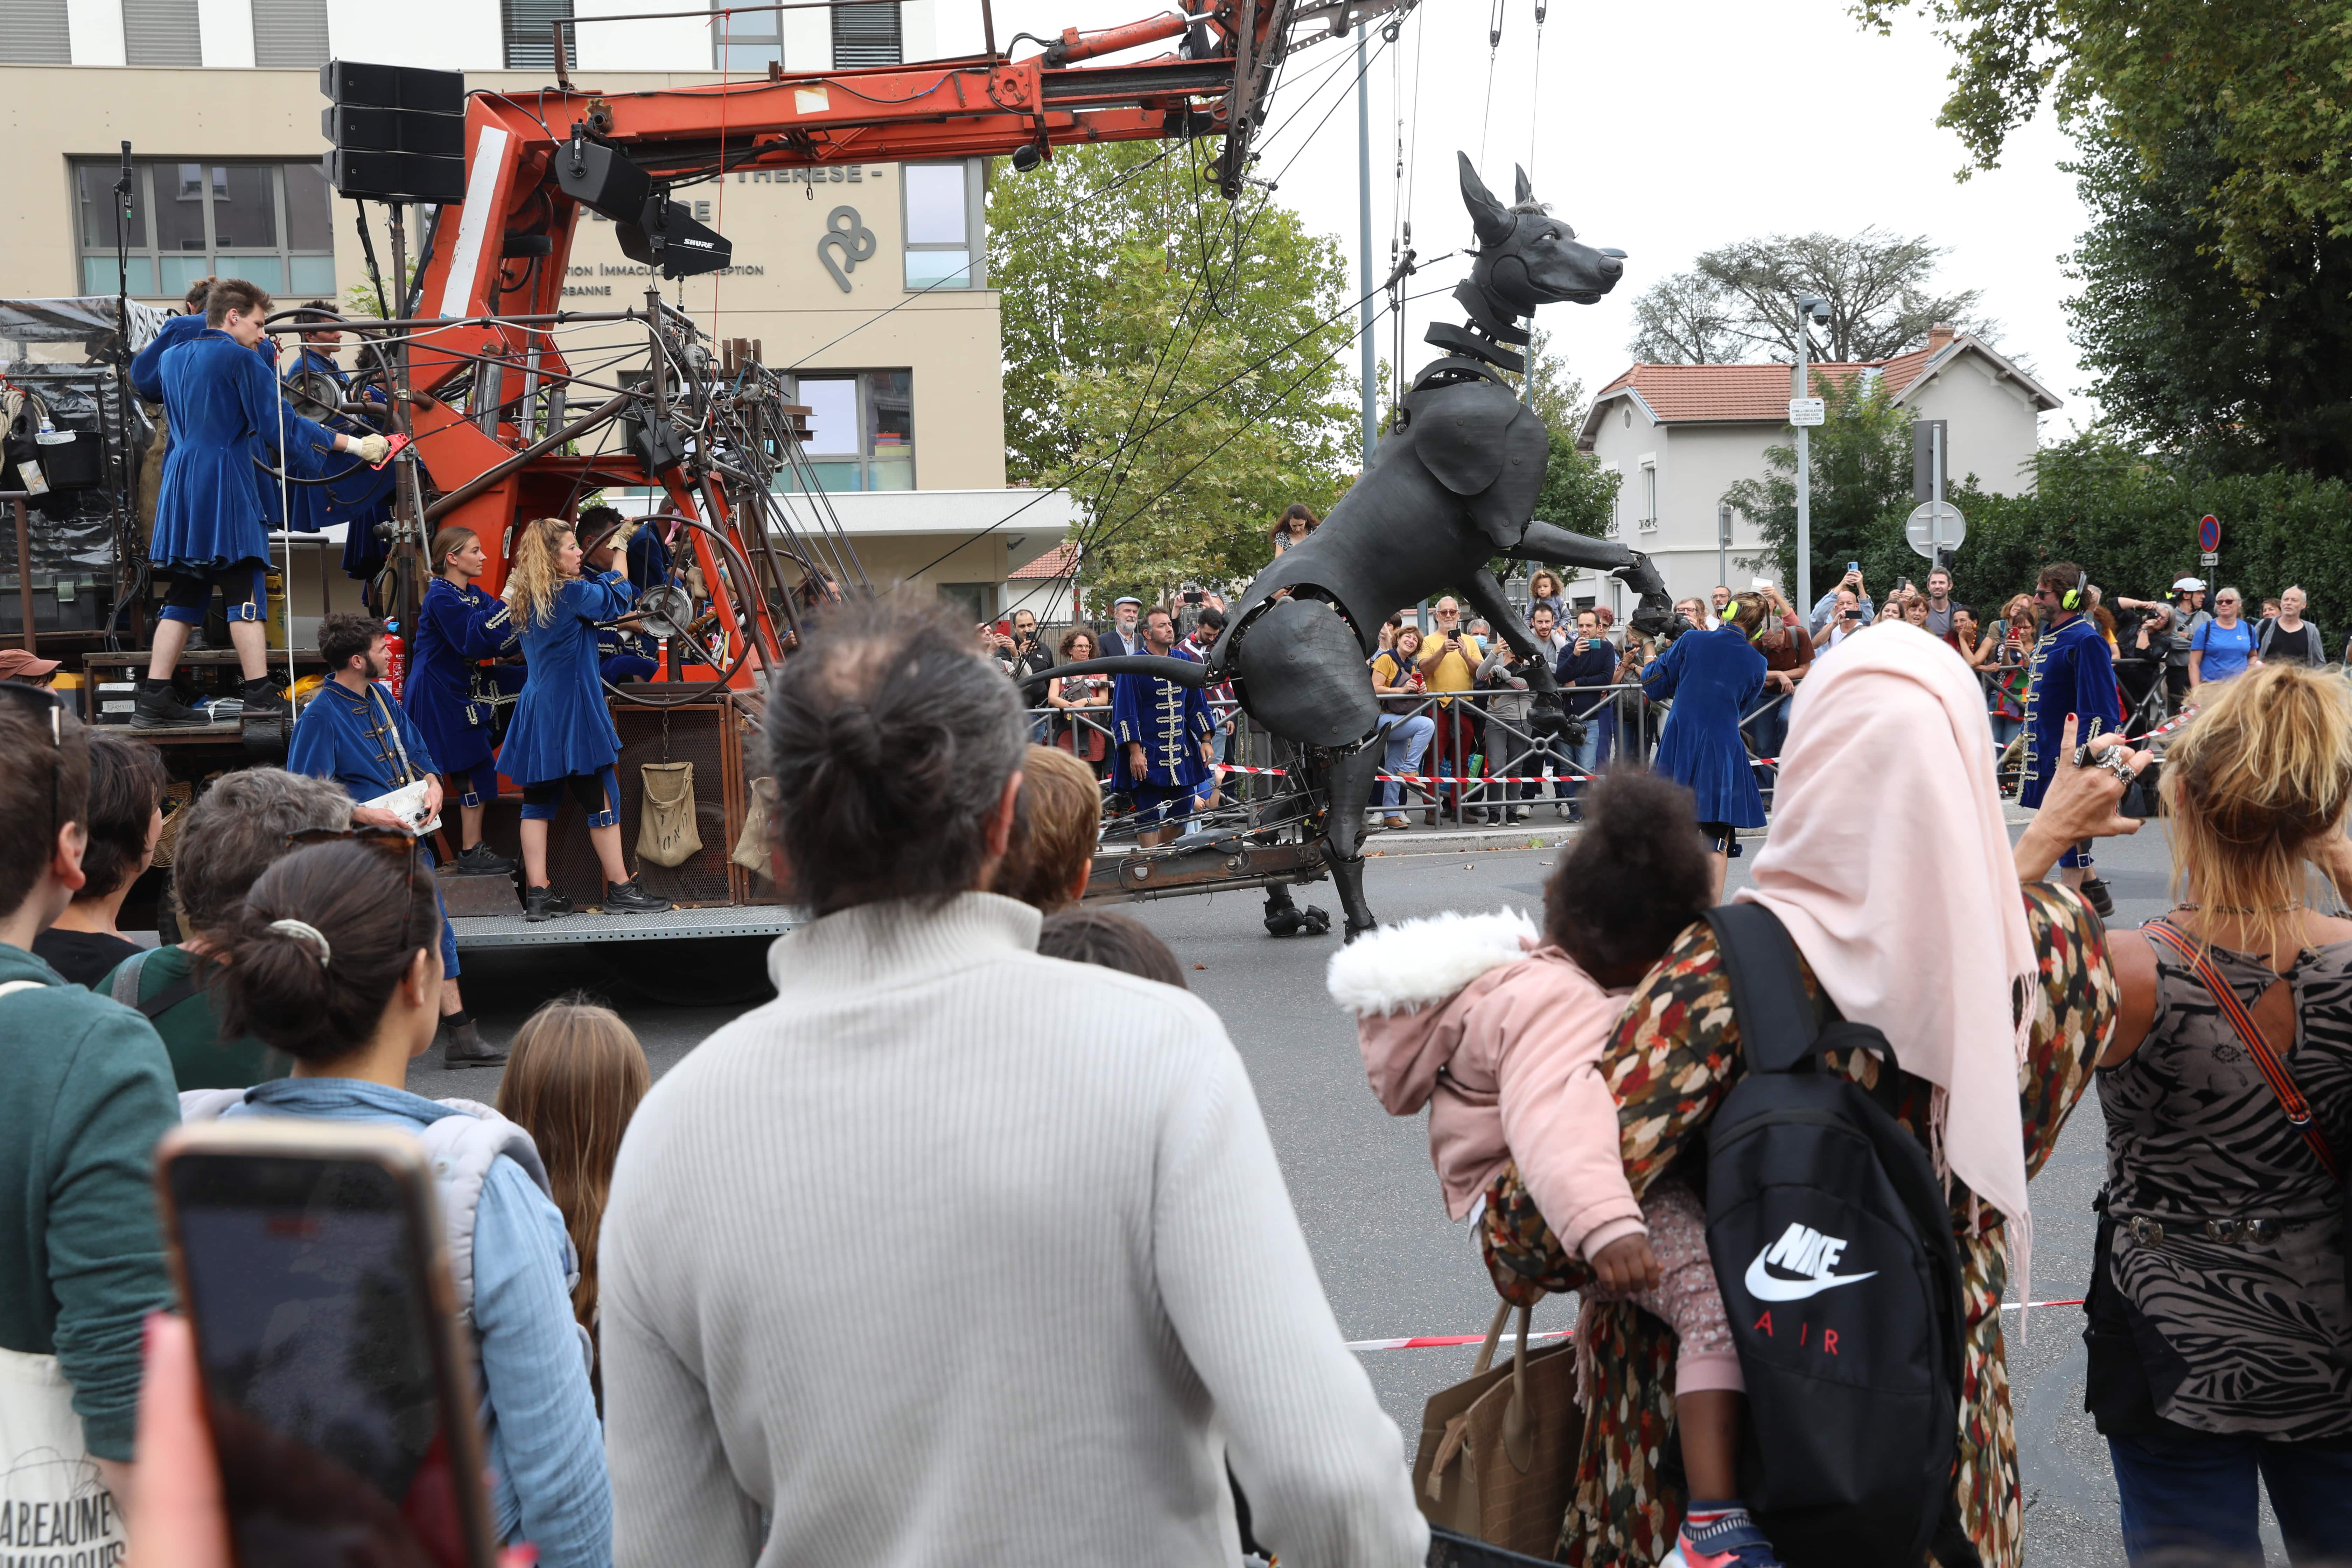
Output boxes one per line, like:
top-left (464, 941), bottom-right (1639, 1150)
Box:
top-left (1724, 598), bottom-right (1771, 641)
top-left (2061, 571), bottom-right (2086, 611)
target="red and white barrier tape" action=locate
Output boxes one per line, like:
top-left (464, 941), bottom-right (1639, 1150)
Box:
top-left (1345, 1297), bottom-right (2086, 1352)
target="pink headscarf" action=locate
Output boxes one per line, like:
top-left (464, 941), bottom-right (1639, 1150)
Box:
top-left (1738, 622), bottom-right (2039, 1290)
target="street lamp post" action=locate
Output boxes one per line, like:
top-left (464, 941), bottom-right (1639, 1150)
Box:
top-left (1356, 28), bottom-right (1378, 462)
top-left (1791, 294), bottom-right (1830, 614)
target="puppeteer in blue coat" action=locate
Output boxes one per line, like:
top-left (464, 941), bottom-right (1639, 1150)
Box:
top-left (1642, 624), bottom-right (1768, 834)
top-left (1112, 666), bottom-right (1216, 825)
top-left (404, 575), bottom-right (523, 804)
top-left (501, 570), bottom-right (635, 822)
top-left (152, 329), bottom-right (340, 581)
top-left (287, 676), bottom-right (462, 983)
top-left (2020, 610), bottom-right (2121, 816)
top-left (282, 345), bottom-right (396, 576)
top-left (129, 313), bottom-right (205, 405)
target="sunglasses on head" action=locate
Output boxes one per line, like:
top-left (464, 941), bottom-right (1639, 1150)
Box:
top-left (285, 825), bottom-right (426, 954)
top-left (0, 682), bottom-right (70, 848)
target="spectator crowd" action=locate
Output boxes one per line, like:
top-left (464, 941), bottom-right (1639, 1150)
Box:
top-left (5, 506), bottom-right (2347, 1568)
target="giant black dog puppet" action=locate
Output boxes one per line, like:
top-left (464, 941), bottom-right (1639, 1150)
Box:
top-left (1030, 153), bottom-right (1674, 939)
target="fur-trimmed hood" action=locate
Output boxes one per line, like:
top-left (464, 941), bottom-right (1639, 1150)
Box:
top-left (1335, 906), bottom-right (1648, 1254)
top-left (1325, 907), bottom-right (1538, 1018)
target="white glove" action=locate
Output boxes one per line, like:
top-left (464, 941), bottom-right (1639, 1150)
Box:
top-left (608, 517), bottom-right (644, 552)
top-left (351, 433), bottom-right (392, 465)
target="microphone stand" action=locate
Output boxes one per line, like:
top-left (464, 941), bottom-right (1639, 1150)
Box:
top-left (108, 141), bottom-right (140, 653)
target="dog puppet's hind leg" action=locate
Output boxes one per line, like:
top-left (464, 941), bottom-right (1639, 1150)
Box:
top-left (1316, 731), bottom-right (1388, 940)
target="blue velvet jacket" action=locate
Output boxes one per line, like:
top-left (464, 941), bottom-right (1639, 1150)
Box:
top-left (281, 348), bottom-right (396, 553)
top-left (2019, 614), bottom-right (2120, 810)
top-left (404, 576), bottom-right (522, 776)
top-left (289, 677), bottom-right (440, 799)
top-left (500, 572), bottom-right (635, 784)
top-left (1111, 668), bottom-right (1215, 791)
top-left (152, 330), bottom-right (338, 572)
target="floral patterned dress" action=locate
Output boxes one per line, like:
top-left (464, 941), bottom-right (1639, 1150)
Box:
top-left (1477, 883), bottom-right (2117, 1566)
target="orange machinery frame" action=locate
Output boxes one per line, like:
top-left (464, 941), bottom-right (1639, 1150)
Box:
top-left (388, 0), bottom-right (1358, 684)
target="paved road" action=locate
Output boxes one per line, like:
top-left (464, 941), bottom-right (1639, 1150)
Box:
top-left (408, 815), bottom-right (2280, 1565)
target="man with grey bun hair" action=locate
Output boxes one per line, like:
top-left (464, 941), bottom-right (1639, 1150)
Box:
top-left (601, 590), bottom-right (1425, 1568)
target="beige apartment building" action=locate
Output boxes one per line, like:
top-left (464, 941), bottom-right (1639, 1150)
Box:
top-left (0, 14), bottom-right (1070, 614)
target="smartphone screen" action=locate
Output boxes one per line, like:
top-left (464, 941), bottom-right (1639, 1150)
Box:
top-left (167, 1151), bottom-right (485, 1568)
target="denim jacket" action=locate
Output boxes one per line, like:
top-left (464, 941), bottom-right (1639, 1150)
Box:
top-left (223, 1077), bottom-right (612, 1568)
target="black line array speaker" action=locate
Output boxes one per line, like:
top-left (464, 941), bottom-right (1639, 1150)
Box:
top-left (320, 60), bottom-right (468, 205)
top-left (556, 130), bottom-right (654, 222)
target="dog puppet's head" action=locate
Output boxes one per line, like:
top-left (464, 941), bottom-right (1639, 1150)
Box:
top-left (1459, 153), bottom-right (1625, 316)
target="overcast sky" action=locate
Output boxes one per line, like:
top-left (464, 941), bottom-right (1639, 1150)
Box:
top-left (940, 0), bottom-right (2098, 435)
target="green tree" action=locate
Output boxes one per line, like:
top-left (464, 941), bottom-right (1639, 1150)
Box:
top-left (988, 141), bottom-right (1359, 599)
top-left (2064, 124), bottom-right (2352, 481)
top-left (1722, 371), bottom-right (1915, 598)
top-left (1628, 230), bottom-right (1990, 364)
top-left (1850, 434), bottom-right (2352, 632)
top-left (1856, 0), bottom-right (2352, 279)
top-left (1503, 327), bottom-right (1619, 541)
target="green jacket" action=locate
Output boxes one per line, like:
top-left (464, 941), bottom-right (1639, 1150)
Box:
top-left (0, 942), bottom-right (181, 1460)
top-left (96, 945), bottom-right (291, 1092)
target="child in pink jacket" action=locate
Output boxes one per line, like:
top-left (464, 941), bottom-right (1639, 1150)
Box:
top-left (1330, 771), bottom-right (1781, 1568)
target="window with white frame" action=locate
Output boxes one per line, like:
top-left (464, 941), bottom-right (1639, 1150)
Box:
top-left (902, 161), bottom-right (986, 290)
top-left (73, 158), bottom-right (335, 301)
top-left (1598, 462), bottom-right (1621, 536)
top-left (1637, 457), bottom-right (1659, 533)
top-left (712, 0), bottom-right (781, 69)
top-left (781, 369), bottom-right (913, 492)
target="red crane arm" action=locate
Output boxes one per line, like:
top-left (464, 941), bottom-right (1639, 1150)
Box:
top-left (391, 1), bottom-right (1335, 670)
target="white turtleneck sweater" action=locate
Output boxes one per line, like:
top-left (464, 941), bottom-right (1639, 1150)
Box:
top-left (600, 892), bottom-right (1425, 1568)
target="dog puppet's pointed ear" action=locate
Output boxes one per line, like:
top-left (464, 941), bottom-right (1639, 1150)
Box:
top-left (1459, 153), bottom-right (1513, 248)
top-left (1514, 164), bottom-right (1534, 205)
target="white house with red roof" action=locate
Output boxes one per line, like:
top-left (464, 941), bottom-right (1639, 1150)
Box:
top-left (1570, 325), bottom-right (2062, 610)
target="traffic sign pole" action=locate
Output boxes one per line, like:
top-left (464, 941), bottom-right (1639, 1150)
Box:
top-left (1795, 326), bottom-right (1813, 613)
top-left (1931, 422), bottom-right (1945, 567)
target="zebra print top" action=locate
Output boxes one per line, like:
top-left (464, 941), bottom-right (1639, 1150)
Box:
top-left (2098, 934), bottom-right (2352, 1440)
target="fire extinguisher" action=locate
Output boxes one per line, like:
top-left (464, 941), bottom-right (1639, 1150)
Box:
top-left (383, 621), bottom-right (406, 700)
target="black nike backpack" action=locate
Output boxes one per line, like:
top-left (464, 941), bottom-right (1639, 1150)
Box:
top-left (1700, 903), bottom-right (1978, 1568)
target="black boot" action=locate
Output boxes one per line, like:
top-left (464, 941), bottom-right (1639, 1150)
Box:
top-left (2079, 874), bottom-right (2115, 919)
top-left (131, 678), bottom-right (207, 730)
top-left (603, 878), bottom-right (672, 914)
top-left (523, 883), bottom-right (568, 922)
top-left (455, 842), bottom-right (515, 876)
top-left (239, 676), bottom-right (289, 716)
top-left (439, 1012), bottom-right (508, 1069)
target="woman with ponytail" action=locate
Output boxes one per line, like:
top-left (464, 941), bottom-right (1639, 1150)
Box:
top-left (404, 524), bottom-right (523, 874)
top-left (206, 838), bottom-right (611, 1568)
top-left (499, 517), bottom-right (671, 920)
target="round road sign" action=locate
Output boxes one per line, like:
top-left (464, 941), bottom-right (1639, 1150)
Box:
top-left (2198, 513), bottom-right (2221, 552)
top-left (1906, 500), bottom-right (1967, 559)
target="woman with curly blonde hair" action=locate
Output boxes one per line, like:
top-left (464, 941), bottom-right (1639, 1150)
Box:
top-left (501, 516), bottom-right (672, 920)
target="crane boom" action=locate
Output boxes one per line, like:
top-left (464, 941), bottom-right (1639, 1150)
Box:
top-left (372, 0), bottom-right (1407, 683)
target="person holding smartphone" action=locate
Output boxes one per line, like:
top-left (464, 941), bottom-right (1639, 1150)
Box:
top-left (1808, 564), bottom-right (1875, 632)
top-left (203, 838), bottom-right (611, 1567)
top-left (1812, 587), bottom-right (1869, 657)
